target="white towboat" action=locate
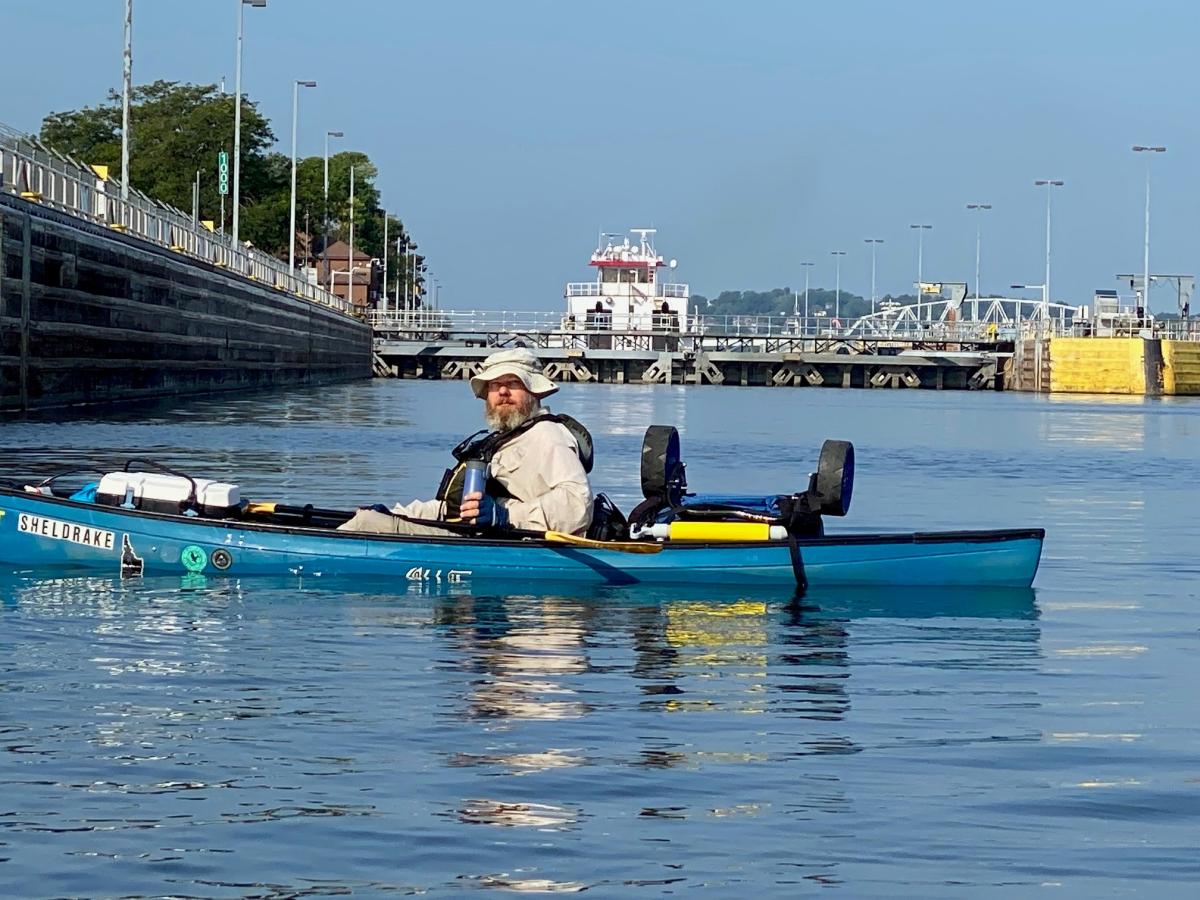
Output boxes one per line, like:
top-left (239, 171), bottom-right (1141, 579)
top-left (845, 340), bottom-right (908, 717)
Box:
top-left (564, 228), bottom-right (690, 332)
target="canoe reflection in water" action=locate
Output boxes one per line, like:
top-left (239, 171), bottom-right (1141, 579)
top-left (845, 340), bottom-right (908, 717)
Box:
top-left (425, 582), bottom-right (1038, 761)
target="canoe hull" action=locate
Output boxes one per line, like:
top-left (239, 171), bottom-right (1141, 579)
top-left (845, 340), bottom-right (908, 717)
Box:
top-left (0, 488), bottom-right (1043, 588)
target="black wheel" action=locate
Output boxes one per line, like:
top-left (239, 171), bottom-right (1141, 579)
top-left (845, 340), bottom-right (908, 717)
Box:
top-left (816, 439), bottom-right (854, 517)
top-left (641, 425), bottom-right (681, 500)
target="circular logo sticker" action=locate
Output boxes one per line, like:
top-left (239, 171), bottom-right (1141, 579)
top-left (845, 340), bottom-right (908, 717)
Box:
top-left (181, 545), bottom-right (208, 573)
top-left (211, 548), bottom-right (233, 571)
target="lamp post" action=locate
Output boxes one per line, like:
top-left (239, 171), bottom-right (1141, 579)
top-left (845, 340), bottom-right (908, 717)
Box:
top-left (800, 261), bottom-right (814, 326)
top-left (396, 236), bottom-right (404, 309)
top-left (966, 203), bottom-right (991, 320)
top-left (910, 224), bottom-right (931, 320)
top-left (1034, 179), bottom-right (1063, 318)
top-left (381, 215), bottom-right (390, 313)
top-left (413, 251), bottom-right (421, 310)
top-left (120, 0), bottom-right (132, 203)
top-left (323, 130), bottom-right (342, 290)
top-left (831, 250), bottom-right (846, 321)
top-left (288, 79), bottom-right (317, 271)
top-left (864, 239), bottom-right (883, 315)
top-left (347, 164), bottom-right (355, 308)
top-left (1133, 146), bottom-right (1166, 320)
top-left (231, 0), bottom-right (266, 248)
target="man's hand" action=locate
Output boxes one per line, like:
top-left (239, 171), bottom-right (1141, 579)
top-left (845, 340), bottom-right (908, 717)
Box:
top-left (460, 491), bottom-right (508, 528)
top-left (459, 491), bottom-right (484, 523)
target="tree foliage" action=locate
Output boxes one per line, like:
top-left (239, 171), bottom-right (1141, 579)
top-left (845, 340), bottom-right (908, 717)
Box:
top-left (690, 288), bottom-right (922, 319)
top-left (39, 81), bottom-right (422, 295)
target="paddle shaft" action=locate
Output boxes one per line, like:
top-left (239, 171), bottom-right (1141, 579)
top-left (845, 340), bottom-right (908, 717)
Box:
top-left (247, 501), bottom-right (661, 552)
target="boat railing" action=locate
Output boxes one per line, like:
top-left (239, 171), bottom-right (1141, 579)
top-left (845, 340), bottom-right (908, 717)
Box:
top-left (0, 121), bottom-right (353, 318)
top-left (565, 282), bottom-right (690, 301)
top-left (565, 282), bottom-right (602, 297)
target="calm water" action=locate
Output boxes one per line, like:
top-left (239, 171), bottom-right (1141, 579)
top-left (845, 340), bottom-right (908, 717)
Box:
top-left (2, 381), bottom-right (1198, 897)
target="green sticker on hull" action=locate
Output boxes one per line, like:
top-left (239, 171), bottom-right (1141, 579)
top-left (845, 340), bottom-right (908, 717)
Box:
top-left (181, 545), bottom-right (208, 573)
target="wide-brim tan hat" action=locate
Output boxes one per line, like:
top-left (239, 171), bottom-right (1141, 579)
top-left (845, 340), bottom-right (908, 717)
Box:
top-left (470, 347), bottom-right (558, 399)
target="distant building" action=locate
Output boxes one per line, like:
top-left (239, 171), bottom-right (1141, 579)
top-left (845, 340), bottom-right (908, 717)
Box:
top-left (318, 240), bottom-right (379, 310)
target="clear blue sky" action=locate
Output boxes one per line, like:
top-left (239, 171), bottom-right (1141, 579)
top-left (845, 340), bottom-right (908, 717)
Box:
top-left (6, 1), bottom-right (1199, 313)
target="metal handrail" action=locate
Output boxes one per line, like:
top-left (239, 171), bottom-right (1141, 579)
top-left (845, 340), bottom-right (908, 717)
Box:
top-left (565, 281), bottom-right (690, 299)
top-left (0, 122), bottom-right (353, 317)
top-left (369, 307), bottom-right (1200, 344)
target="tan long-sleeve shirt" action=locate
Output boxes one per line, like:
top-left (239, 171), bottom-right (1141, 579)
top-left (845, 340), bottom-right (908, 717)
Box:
top-left (393, 408), bottom-right (593, 535)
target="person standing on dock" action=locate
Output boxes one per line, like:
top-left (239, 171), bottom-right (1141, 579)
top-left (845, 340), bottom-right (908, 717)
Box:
top-left (338, 348), bottom-right (593, 536)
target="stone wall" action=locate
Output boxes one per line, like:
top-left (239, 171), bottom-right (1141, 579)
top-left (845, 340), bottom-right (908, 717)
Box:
top-left (0, 194), bottom-right (371, 413)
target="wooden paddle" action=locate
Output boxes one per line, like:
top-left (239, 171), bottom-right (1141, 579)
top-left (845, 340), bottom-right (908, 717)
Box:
top-left (544, 531), bottom-right (664, 554)
top-left (244, 501), bottom-right (353, 522)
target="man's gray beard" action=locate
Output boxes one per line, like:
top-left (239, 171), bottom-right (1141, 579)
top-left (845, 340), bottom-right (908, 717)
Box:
top-left (486, 397), bottom-right (540, 432)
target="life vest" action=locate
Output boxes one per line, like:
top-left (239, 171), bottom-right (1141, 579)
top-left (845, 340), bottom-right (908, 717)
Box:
top-left (435, 413), bottom-right (594, 511)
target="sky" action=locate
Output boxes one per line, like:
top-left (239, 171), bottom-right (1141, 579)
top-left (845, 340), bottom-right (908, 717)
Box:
top-left (5, 0), bottom-right (1200, 314)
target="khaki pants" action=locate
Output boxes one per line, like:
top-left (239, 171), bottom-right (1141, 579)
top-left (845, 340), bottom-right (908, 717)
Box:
top-left (336, 508), bottom-right (458, 537)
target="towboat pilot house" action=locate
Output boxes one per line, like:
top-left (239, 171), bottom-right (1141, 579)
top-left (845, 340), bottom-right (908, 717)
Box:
top-left (564, 229), bottom-right (689, 338)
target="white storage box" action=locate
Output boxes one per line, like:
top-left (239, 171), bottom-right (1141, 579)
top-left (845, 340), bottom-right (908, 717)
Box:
top-left (96, 471), bottom-right (241, 518)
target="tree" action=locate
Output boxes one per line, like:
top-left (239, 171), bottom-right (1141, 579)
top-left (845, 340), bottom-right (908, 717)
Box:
top-left (41, 81), bottom-right (277, 238)
top-left (691, 287), bottom-right (872, 318)
top-left (38, 81), bottom-right (419, 271)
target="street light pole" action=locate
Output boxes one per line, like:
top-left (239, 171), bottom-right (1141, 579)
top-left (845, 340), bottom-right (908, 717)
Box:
top-left (231, 0), bottom-right (266, 248)
top-left (323, 130), bottom-right (342, 290)
top-left (831, 250), bottom-right (846, 321)
top-left (966, 203), bottom-right (991, 320)
top-left (347, 164), bottom-right (355, 308)
top-left (1133, 146), bottom-right (1166, 321)
top-left (121, 0), bottom-right (132, 203)
top-left (1034, 180), bottom-right (1063, 318)
top-left (910, 224), bottom-right (931, 319)
top-left (864, 239), bottom-right (883, 314)
top-left (288, 79), bottom-right (317, 271)
top-left (400, 240), bottom-right (409, 310)
top-left (800, 261), bottom-right (814, 323)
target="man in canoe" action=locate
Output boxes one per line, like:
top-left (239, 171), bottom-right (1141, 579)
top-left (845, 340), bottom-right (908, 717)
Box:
top-left (338, 347), bottom-right (594, 536)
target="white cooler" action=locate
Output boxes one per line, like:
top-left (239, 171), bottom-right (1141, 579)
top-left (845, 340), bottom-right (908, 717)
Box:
top-left (96, 472), bottom-right (241, 517)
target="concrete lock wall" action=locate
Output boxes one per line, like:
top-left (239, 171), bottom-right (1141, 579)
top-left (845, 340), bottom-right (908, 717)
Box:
top-left (1048, 338), bottom-right (1148, 395)
top-left (1162, 341), bottom-right (1200, 395)
top-left (1047, 337), bottom-right (1200, 396)
top-left (1, 195), bottom-right (372, 413)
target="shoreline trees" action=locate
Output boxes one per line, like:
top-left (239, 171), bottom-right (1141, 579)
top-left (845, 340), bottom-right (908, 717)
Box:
top-left (39, 81), bottom-right (424, 303)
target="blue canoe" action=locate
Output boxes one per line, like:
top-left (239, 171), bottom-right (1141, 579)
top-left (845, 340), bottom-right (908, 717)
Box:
top-left (0, 484), bottom-right (1043, 589)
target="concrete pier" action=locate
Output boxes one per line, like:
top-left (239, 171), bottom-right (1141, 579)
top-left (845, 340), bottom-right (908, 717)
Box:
top-left (375, 340), bottom-right (1005, 391)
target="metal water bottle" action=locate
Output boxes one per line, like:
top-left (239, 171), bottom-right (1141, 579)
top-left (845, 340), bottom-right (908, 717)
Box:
top-left (462, 459), bottom-right (488, 500)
